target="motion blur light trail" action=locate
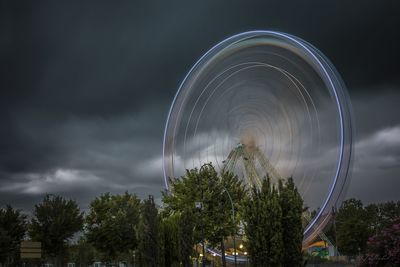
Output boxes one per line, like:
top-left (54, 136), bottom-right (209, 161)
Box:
top-left (163, 31), bottom-right (353, 247)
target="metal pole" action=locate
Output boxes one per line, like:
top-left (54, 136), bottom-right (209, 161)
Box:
top-left (202, 239), bottom-right (206, 267)
top-left (222, 187), bottom-right (237, 267)
top-left (233, 236), bottom-right (237, 267)
top-left (199, 164), bottom-right (208, 267)
top-left (201, 163), bottom-right (237, 267)
top-left (332, 206), bottom-right (338, 261)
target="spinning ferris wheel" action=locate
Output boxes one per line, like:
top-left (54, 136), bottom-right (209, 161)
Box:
top-left (163, 31), bottom-right (353, 248)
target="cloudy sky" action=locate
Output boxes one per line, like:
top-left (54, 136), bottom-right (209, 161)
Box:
top-left (1, 1), bottom-right (399, 212)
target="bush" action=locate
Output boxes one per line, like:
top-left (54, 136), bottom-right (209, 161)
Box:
top-left (359, 220), bottom-right (400, 266)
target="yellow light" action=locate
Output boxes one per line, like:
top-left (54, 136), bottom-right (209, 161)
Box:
top-left (213, 253), bottom-right (216, 257)
top-left (199, 253), bottom-right (203, 257)
top-left (239, 244), bottom-right (243, 249)
top-left (244, 252), bottom-right (247, 255)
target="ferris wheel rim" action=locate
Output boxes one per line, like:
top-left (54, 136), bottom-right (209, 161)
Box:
top-left (162, 30), bottom-right (353, 245)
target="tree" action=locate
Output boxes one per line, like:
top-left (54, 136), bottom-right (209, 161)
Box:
top-left (159, 213), bottom-right (181, 267)
top-left (178, 209), bottom-right (196, 267)
top-left (204, 170), bottom-right (246, 267)
top-left (162, 168), bottom-right (200, 266)
top-left (365, 201), bottom-right (400, 235)
top-left (336, 198), bottom-right (369, 256)
top-left (67, 237), bottom-right (97, 267)
top-left (29, 194), bottom-right (83, 266)
top-left (138, 195), bottom-right (160, 267)
top-left (0, 205), bottom-right (27, 267)
top-left (242, 178), bottom-right (283, 267)
top-left (85, 192), bottom-right (140, 263)
top-left (279, 178), bottom-right (303, 267)
top-left (360, 220), bottom-right (400, 267)
top-left (162, 164), bottom-right (246, 267)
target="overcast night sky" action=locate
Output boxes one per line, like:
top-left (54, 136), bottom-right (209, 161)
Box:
top-left (1, 1), bottom-right (400, 212)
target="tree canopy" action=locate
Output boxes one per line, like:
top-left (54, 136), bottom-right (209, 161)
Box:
top-left (162, 164), bottom-right (246, 267)
top-left (360, 219), bottom-right (400, 266)
top-left (29, 194), bottom-right (83, 265)
top-left (0, 205), bottom-right (27, 267)
top-left (279, 178), bottom-right (304, 267)
top-left (138, 195), bottom-right (160, 267)
top-left (85, 192), bottom-right (140, 262)
top-left (336, 198), bottom-right (370, 256)
top-left (243, 178), bottom-right (284, 267)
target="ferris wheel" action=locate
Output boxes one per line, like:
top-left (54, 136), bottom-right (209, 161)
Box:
top-left (163, 31), bottom-right (353, 248)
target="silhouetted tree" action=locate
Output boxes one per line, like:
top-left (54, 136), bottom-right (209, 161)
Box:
top-left (67, 237), bottom-right (97, 267)
top-left (159, 213), bottom-right (181, 267)
top-left (29, 194), bottom-right (83, 267)
top-left (85, 192), bottom-right (140, 264)
top-left (0, 205), bottom-right (27, 267)
top-left (365, 201), bottom-right (400, 235)
top-left (360, 220), bottom-right (400, 266)
top-left (138, 195), bottom-right (160, 267)
top-left (162, 164), bottom-right (246, 267)
top-left (279, 178), bottom-right (303, 267)
top-left (243, 178), bottom-right (284, 267)
top-left (336, 198), bottom-right (369, 256)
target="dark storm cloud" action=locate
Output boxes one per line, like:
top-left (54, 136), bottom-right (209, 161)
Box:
top-left (1, 1), bottom-right (400, 210)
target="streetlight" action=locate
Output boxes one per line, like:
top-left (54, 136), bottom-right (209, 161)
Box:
top-left (212, 253), bottom-right (216, 267)
top-left (332, 206), bottom-right (339, 261)
top-left (198, 163), bottom-right (211, 267)
top-left (198, 163), bottom-right (238, 267)
top-left (221, 185), bottom-right (237, 267)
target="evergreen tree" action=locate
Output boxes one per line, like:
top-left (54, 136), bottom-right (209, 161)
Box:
top-left (138, 195), bottom-right (160, 267)
top-left (178, 209), bottom-right (195, 267)
top-left (279, 178), bottom-right (303, 267)
top-left (159, 213), bottom-right (181, 267)
top-left (243, 178), bottom-right (283, 267)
